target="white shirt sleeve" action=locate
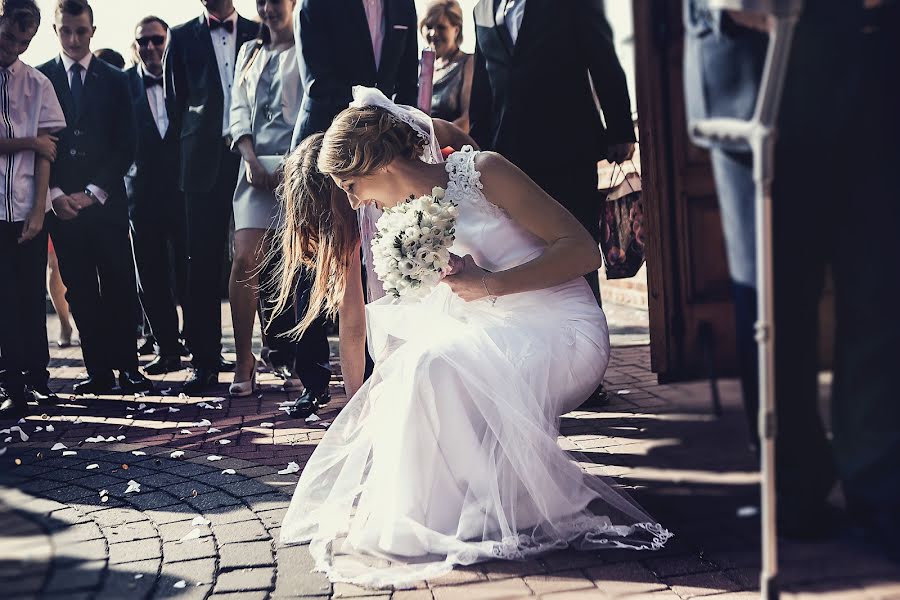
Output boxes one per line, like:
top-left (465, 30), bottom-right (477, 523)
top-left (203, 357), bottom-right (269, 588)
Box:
top-left (38, 77), bottom-right (67, 132)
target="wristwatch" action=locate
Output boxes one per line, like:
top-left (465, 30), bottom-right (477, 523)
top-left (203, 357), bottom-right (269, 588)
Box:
top-left (83, 188), bottom-right (99, 204)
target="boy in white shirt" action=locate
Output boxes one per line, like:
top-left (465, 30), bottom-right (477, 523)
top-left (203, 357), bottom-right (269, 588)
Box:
top-left (0, 0), bottom-right (67, 418)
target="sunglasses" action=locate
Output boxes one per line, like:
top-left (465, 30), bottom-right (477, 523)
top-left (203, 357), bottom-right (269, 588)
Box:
top-left (136, 35), bottom-right (165, 48)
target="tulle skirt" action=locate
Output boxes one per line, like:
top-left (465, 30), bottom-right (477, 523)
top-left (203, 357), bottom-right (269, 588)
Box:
top-left (279, 278), bottom-right (672, 588)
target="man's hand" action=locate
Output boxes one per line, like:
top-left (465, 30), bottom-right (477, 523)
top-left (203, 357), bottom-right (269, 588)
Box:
top-left (69, 192), bottom-right (96, 210)
top-left (18, 209), bottom-right (45, 244)
top-left (246, 159), bottom-right (271, 190)
top-left (606, 143), bottom-right (635, 165)
top-left (52, 195), bottom-right (80, 220)
top-left (31, 134), bottom-right (59, 162)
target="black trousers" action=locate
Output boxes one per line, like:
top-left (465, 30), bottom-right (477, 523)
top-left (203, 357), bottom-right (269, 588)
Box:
top-left (521, 161), bottom-right (603, 305)
top-left (131, 194), bottom-right (187, 357)
top-left (0, 222), bottom-right (49, 394)
top-left (47, 205), bottom-right (139, 374)
top-left (183, 147), bottom-right (240, 370)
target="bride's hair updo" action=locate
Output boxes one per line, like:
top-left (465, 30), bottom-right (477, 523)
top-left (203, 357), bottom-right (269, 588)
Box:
top-left (318, 105), bottom-right (429, 178)
top-left (267, 133), bottom-right (359, 337)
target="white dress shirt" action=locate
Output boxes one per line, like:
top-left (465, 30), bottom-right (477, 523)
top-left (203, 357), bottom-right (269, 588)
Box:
top-left (205, 9), bottom-right (239, 135)
top-left (362, 0), bottom-right (384, 69)
top-left (0, 59), bottom-right (67, 222)
top-left (496, 0), bottom-right (527, 45)
top-left (140, 64), bottom-right (168, 138)
top-left (50, 53), bottom-right (108, 205)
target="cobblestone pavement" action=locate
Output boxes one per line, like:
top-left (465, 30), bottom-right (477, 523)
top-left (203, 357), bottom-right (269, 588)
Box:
top-left (1, 306), bottom-right (898, 599)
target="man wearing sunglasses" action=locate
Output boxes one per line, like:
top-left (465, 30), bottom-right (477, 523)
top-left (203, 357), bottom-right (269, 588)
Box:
top-left (124, 16), bottom-right (188, 378)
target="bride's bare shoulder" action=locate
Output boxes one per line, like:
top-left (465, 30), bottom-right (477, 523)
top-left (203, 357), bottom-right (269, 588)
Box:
top-left (474, 152), bottom-right (528, 188)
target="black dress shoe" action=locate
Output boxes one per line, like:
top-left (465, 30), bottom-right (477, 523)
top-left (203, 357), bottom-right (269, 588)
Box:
top-left (119, 371), bottom-right (154, 394)
top-left (182, 369), bottom-right (219, 396)
top-left (217, 356), bottom-right (236, 372)
top-left (73, 374), bottom-right (116, 395)
top-left (144, 355), bottom-right (184, 376)
top-left (137, 337), bottom-right (157, 356)
top-left (27, 383), bottom-right (58, 405)
top-left (579, 383), bottom-right (610, 408)
top-left (286, 389), bottom-right (331, 419)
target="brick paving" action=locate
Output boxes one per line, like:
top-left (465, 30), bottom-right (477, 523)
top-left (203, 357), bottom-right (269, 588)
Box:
top-left (1, 304), bottom-right (898, 599)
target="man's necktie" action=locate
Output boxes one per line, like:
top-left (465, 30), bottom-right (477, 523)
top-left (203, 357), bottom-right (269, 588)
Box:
top-left (70, 63), bottom-right (84, 111)
top-left (208, 18), bottom-right (234, 33)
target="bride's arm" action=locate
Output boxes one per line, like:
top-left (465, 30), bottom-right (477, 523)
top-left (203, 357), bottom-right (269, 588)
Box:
top-left (338, 246), bottom-right (367, 398)
top-left (446, 152), bottom-right (601, 300)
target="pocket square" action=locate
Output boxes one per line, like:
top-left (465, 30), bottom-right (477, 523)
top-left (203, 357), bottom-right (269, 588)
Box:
top-left (393, 24), bottom-right (409, 30)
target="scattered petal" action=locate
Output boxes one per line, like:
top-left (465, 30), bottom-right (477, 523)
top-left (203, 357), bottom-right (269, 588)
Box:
top-left (124, 480), bottom-right (141, 494)
top-left (105, 436), bottom-right (117, 442)
top-left (278, 461), bottom-right (300, 475)
top-left (17, 418), bottom-right (25, 424)
top-left (193, 419), bottom-right (212, 427)
top-left (169, 451), bottom-right (185, 459)
top-left (218, 439), bottom-right (230, 445)
top-left (85, 436), bottom-right (105, 443)
top-left (160, 388), bottom-right (173, 396)
top-left (101, 495), bottom-right (109, 503)
top-left (134, 574), bottom-right (144, 580)
top-left (10, 426), bottom-right (29, 442)
top-left (3, 437), bottom-right (11, 443)
top-left (45, 425), bottom-right (54, 432)
top-left (221, 469), bottom-right (236, 475)
top-left (175, 528), bottom-right (203, 544)
top-left (173, 580), bottom-right (186, 589)
top-left (0, 428), bottom-right (8, 434)
top-left (616, 389), bottom-right (632, 395)
top-left (0, 448), bottom-right (6, 456)
top-left (143, 408), bottom-right (156, 414)
top-left (178, 393), bottom-right (189, 400)
top-left (191, 516), bottom-right (211, 526)
top-left (207, 427), bottom-right (221, 434)
top-left (126, 415), bottom-right (134, 420)
top-left (168, 407), bottom-right (180, 413)
top-left (737, 505), bottom-right (759, 518)
top-left (180, 430), bottom-right (192, 435)
top-left (86, 464), bottom-right (99, 470)
top-left (116, 435), bottom-right (125, 441)
top-left (63, 450), bottom-right (77, 456)
top-left (132, 451), bottom-right (146, 456)
top-left (137, 403), bottom-right (147, 410)
top-left (99, 489), bottom-right (108, 497)
top-left (206, 455), bottom-right (223, 461)
top-left (305, 414), bottom-right (321, 423)
top-left (51, 443), bottom-right (67, 451)
top-left (259, 422), bottom-right (274, 428)
top-left (35, 427), bottom-right (43, 432)
top-left (320, 421), bottom-right (331, 428)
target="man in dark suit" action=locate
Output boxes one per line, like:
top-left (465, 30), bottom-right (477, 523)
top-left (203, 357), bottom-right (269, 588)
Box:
top-left (470, 0), bottom-right (635, 304)
top-left (291, 0), bottom-right (419, 145)
top-left (38, 0), bottom-right (151, 395)
top-left (164, 0), bottom-right (256, 395)
top-left (683, 0), bottom-right (900, 553)
top-left (126, 15), bottom-right (187, 376)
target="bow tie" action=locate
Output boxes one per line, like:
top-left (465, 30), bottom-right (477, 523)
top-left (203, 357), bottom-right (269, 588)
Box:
top-left (143, 75), bottom-right (163, 88)
top-left (208, 18), bottom-right (234, 33)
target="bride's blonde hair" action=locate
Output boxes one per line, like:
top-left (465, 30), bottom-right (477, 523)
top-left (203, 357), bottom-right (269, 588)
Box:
top-left (268, 133), bottom-right (359, 337)
top-left (317, 105), bottom-right (429, 178)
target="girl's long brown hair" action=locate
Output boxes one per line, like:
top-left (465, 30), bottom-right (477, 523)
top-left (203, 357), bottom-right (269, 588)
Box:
top-left (267, 133), bottom-right (359, 338)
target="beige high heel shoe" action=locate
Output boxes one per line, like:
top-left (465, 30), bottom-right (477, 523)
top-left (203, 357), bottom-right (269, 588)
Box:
top-left (229, 369), bottom-right (257, 398)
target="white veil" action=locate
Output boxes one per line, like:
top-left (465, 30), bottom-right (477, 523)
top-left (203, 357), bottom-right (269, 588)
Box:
top-left (348, 86), bottom-right (444, 302)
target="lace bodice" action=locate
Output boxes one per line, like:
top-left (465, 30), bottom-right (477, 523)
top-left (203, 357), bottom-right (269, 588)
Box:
top-left (444, 146), bottom-right (546, 273)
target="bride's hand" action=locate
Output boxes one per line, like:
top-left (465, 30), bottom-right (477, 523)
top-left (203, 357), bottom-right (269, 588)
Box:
top-left (444, 254), bottom-right (491, 302)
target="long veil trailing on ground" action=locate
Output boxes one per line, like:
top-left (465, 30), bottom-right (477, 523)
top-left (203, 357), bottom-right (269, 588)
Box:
top-left (350, 86), bottom-right (444, 303)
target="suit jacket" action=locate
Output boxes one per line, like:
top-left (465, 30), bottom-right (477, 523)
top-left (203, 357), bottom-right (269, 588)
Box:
top-left (164, 14), bottom-right (257, 194)
top-left (291, 0), bottom-right (418, 146)
top-left (37, 55), bottom-right (136, 223)
top-left (124, 66), bottom-right (182, 220)
top-left (469, 0), bottom-right (634, 175)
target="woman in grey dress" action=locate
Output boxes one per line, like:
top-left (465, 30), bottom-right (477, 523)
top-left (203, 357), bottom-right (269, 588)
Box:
top-left (228, 0), bottom-right (300, 397)
top-left (420, 0), bottom-right (474, 131)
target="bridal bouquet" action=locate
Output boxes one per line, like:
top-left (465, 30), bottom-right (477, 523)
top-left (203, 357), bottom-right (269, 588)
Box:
top-left (371, 187), bottom-right (458, 299)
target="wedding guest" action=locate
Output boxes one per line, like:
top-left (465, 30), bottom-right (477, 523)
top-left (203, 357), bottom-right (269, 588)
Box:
top-left (420, 0), bottom-right (473, 131)
top-left (38, 0), bottom-right (152, 395)
top-left (47, 236), bottom-right (76, 347)
top-left (93, 47), bottom-right (123, 69)
top-left (470, 0), bottom-right (634, 406)
top-left (164, 0), bottom-right (256, 395)
top-left (227, 0), bottom-right (303, 397)
top-left (684, 0), bottom-right (900, 554)
top-left (125, 15), bottom-right (188, 375)
top-left (0, 0), bottom-right (67, 417)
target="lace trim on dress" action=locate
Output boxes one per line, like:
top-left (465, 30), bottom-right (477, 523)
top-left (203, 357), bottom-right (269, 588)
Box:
top-left (445, 145), bottom-right (508, 220)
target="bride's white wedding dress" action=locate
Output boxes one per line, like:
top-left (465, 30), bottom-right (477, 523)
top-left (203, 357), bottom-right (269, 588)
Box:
top-left (280, 146), bottom-right (672, 588)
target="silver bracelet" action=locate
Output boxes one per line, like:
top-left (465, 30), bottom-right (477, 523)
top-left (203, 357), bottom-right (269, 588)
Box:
top-left (481, 272), bottom-right (498, 306)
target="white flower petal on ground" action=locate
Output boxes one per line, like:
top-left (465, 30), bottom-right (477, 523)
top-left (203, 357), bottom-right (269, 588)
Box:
top-left (134, 574), bottom-right (144, 580)
top-left (180, 430), bottom-right (192, 435)
top-left (3, 437), bottom-right (10, 443)
top-left (178, 393), bottom-right (189, 400)
top-left (278, 462), bottom-right (300, 475)
top-left (116, 435), bottom-right (125, 441)
top-left (191, 516), bottom-right (211, 526)
top-left (126, 415), bottom-right (134, 420)
top-left (86, 464), bottom-right (99, 470)
top-left (137, 403), bottom-right (147, 410)
top-left (207, 427), bottom-right (221, 434)
top-left (218, 440), bottom-right (230, 445)
top-left (0, 448), bottom-right (6, 456)
top-left (85, 436), bottom-right (104, 443)
top-left (62, 450), bottom-right (77, 456)
top-left (51, 443), bottom-right (67, 451)
top-left (191, 419), bottom-right (212, 427)
top-left (616, 389), bottom-right (632, 395)
top-left (175, 529), bottom-right (202, 544)
top-left (124, 480), bottom-right (141, 494)
top-left (143, 408), bottom-right (156, 414)
top-left (132, 451), bottom-right (146, 456)
top-left (35, 427), bottom-right (43, 432)
top-left (206, 455), bottom-right (224, 461)
top-left (259, 422), bottom-right (274, 428)
top-left (99, 489), bottom-right (108, 497)
top-left (305, 414), bottom-right (321, 423)
top-left (173, 580), bottom-right (186, 589)
top-left (105, 436), bottom-right (117, 442)
top-left (9, 427), bottom-right (29, 442)
top-left (221, 469), bottom-right (236, 475)
top-left (169, 451), bottom-right (185, 459)
top-left (168, 407), bottom-right (180, 413)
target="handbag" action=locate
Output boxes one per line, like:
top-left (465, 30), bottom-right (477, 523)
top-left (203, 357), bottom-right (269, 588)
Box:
top-left (599, 160), bottom-right (646, 279)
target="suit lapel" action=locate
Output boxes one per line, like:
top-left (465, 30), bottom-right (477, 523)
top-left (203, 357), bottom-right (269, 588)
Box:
top-left (75, 58), bottom-right (103, 122)
top-left (49, 57), bottom-right (76, 119)
top-left (195, 15), bottom-right (224, 96)
top-left (350, 0), bottom-right (378, 76)
top-left (511, 0), bottom-right (538, 56)
top-left (132, 68), bottom-right (162, 140)
top-left (492, 0), bottom-right (515, 58)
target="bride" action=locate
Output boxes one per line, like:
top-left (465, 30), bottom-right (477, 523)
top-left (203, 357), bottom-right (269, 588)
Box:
top-left (274, 87), bottom-right (671, 588)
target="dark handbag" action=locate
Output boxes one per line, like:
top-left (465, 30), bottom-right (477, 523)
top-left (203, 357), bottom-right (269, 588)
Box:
top-left (599, 161), bottom-right (645, 279)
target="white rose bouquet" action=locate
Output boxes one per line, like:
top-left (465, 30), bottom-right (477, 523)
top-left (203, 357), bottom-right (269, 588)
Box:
top-left (371, 187), bottom-right (459, 299)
